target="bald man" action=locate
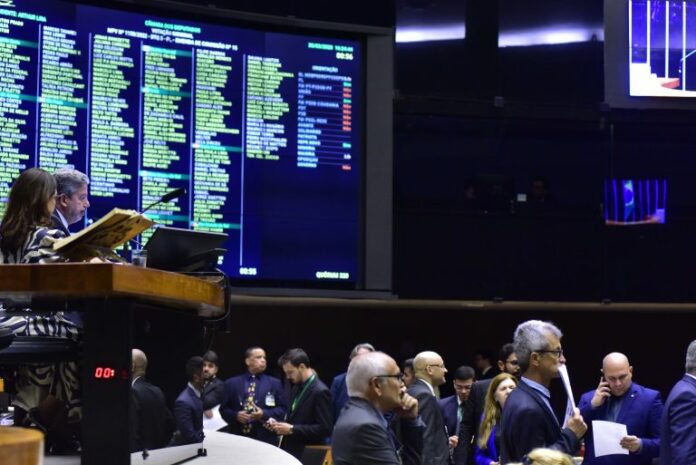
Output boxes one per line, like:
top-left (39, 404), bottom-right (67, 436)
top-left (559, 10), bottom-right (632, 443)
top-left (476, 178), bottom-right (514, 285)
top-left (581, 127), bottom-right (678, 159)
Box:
top-left (409, 351), bottom-right (450, 465)
top-left (332, 352), bottom-right (423, 465)
top-left (578, 352), bottom-right (663, 465)
top-left (130, 349), bottom-right (174, 452)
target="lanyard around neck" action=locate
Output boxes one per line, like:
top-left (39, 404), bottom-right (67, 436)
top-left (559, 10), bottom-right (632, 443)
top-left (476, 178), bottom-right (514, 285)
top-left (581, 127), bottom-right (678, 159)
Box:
top-left (291, 373), bottom-right (316, 413)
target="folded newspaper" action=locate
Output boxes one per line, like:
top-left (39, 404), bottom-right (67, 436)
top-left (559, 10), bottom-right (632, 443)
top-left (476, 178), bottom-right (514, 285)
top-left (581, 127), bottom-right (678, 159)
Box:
top-left (53, 208), bottom-right (154, 261)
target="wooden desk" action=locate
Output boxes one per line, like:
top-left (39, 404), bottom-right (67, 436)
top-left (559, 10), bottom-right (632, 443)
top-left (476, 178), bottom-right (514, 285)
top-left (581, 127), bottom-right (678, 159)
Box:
top-left (0, 264), bottom-right (225, 464)
top-left (0, 263), bottom-right (224, 317)
top-left (0, 427), bottom-right (43, 465)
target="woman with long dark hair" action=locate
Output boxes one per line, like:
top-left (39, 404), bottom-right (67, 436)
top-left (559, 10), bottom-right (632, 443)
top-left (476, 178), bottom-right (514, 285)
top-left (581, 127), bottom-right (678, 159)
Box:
top-left (0, 167), bottom-right (81, 450)
top-left (474, 372), bottom-right (518, 465)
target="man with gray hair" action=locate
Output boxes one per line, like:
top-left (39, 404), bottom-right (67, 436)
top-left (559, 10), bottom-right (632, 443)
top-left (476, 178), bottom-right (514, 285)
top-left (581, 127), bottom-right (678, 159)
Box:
top-left (332, 351), bottom-right (423, 465)
top-left (331, 342), bottom-right (376, 421)
top-left (501, 320), bottom-right (586, 463)
top-left (52, 167), bottom-right (90, 235)
top-left (660, 339), bottom-right (696, 465)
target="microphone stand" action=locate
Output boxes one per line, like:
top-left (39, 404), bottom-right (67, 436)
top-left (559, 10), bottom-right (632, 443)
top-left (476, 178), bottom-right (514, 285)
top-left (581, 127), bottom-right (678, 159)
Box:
top-left (125, 187), bottom-right (187, 257)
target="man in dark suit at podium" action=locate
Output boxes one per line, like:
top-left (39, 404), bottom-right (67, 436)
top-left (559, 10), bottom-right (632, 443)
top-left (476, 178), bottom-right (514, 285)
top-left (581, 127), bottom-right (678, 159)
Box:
top-left (220, 346), bottom-right (286, 444)
top-left (52, 168), bottom-right (90, 235)
top-left (267, 348), bottom-right (333, 459)
top-left (172, 356), bottom-right (205, 445)
top-left (130, 349), bottom-right (175, 452)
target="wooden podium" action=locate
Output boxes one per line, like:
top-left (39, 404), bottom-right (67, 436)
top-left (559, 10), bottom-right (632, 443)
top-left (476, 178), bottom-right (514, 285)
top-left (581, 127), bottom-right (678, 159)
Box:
top-left (0, 263), bottom-right (225, 464)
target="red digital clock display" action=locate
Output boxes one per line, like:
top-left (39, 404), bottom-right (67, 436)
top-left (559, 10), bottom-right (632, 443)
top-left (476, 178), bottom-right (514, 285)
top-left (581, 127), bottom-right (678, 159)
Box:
top-left (93, 366), bottom-right (128, 380)
top-left (94, 367), bottom-right (116, 379)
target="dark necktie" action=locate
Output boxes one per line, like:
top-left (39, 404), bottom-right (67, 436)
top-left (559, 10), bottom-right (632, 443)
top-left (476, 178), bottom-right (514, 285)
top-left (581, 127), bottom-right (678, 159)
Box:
top-left (606, 397), bottom-right (621, 422)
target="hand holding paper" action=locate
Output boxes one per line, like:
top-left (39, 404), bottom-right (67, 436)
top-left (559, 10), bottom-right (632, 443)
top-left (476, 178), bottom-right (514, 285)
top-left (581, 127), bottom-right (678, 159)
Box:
top-left (593, 420), bottom-right (630, 456)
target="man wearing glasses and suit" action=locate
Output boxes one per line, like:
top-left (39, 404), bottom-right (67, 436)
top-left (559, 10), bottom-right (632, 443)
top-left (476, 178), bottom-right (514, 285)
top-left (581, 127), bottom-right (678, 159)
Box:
top-left (501, 320), bottom-right (587, 464)
top-left (332, 351), bottom-right (424, 465)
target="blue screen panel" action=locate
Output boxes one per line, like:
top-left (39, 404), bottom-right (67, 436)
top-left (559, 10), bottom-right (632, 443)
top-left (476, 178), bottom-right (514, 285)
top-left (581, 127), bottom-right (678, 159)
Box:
top-left (0, 0), bottom-right (363, 287)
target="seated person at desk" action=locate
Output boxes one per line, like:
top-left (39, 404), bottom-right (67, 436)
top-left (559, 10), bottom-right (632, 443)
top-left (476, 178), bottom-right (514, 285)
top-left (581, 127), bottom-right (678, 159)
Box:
top-left (0, 167), bottom-right (81, 451)
top-left (51, 168), bottom-right (90, 236)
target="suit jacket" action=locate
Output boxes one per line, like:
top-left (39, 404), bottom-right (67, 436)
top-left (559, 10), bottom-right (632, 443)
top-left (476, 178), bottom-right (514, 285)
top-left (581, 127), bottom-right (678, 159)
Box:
top-left (439, 395), bottom-right (474, 465)
top-left (173, 384), bottom-right (204, 445)
top-left (579, 382), bottom-right (663, 465)
top-left (50, 211), bottom-right (71, 236)
top-left (479, 367), bottom-right (501, 381)
top-left (500, 380), bottom-right (580, 463)
top-left (281, 374), bottom-right (333, 459)
top-left (219, 372), bottom-right (286, 445)
top-left (130, 377), bottom-right (175, 452)
top-left (471, 379), bottom-right (492, 442)
top-left (473, 424), bottom-right (498, 465)
top-left (333, 397), bottom-right (424, 465)
top-left (330, 372), bottom-right (349, 422)
top-left (408, 379), bottom-right (449, 465)
top-left (660, 374), bottom-right (696, 465)
top-left (202, 376), bottom-right (225, 411)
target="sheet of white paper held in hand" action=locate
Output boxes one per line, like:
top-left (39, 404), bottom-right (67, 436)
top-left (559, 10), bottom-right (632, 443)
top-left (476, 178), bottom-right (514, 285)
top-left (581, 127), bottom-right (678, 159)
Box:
top-left (558, 364), bottom-right (576, 410)
top-left (592, 420), bottom-right (629, 456)
top-left (558, 363), bottom-right (577, 428)
top-left (558, 364), bottom-right (629, 458)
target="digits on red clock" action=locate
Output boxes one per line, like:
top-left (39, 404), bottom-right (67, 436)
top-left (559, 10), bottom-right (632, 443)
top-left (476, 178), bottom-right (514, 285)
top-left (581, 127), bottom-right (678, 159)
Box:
top-left (94, 366), bottom-right (116, 379)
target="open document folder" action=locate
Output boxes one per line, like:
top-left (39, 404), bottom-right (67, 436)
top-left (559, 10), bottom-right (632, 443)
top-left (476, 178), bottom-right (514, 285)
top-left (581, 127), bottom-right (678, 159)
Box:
top-left (53, 208), bottom-right (154, 261)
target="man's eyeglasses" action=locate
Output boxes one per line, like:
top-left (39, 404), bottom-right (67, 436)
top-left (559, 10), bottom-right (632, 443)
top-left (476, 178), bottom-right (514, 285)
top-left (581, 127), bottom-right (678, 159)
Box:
top-left (536, 349), bottom-right (564, 358)
top-left (374, 373), bottom-right (405, 382)
top-left (427, 364), bottom-right (446, 369)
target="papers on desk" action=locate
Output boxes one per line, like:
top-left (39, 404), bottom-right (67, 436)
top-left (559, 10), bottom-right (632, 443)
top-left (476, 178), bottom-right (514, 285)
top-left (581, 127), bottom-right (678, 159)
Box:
top-left (203, 405), bottom-right (228, 431)
top-left (592, 420), bottom-right (629, 456)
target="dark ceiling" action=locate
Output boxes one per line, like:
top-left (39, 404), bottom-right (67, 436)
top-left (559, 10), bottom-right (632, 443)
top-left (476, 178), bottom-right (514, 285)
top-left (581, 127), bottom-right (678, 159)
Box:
top-left (163, 0), bottom-right (603, 37)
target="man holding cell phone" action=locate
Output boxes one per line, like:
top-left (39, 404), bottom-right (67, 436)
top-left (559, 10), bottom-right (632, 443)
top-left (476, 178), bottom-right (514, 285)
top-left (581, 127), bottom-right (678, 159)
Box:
top-left (578, 352), bottom-right (663, 465)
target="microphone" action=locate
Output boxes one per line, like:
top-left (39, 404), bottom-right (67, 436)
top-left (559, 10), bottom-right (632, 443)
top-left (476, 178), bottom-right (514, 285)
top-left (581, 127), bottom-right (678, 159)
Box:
top-left (142, 187), bottom-right (186, 214)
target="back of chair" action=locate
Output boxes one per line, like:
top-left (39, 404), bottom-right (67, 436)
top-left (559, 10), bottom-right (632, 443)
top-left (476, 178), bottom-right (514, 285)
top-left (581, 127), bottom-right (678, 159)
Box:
top-left (301, 445), bottom-right (333, 465)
